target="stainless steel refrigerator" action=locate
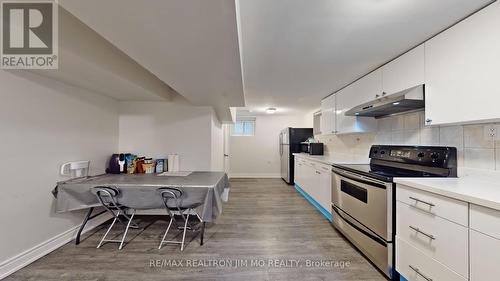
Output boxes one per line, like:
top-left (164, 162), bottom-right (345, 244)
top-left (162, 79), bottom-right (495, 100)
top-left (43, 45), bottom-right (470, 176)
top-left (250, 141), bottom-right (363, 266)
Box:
top-left (279, 127), bottom-right (313, 184)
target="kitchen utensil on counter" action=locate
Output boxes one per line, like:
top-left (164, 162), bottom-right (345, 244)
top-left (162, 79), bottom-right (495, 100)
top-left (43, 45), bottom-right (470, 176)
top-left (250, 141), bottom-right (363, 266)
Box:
top-left (118, 154), bottom-right (125, 173)
top-left (60, 161), bottom-right (90, 178)
top-left (167, 154), bottom-right (180, 172)
top-left (136, 157), bottom-right (145, 173)
top-left (142, 158), bottom-right (154, 173)
top-left (142, 162), bottom-right (155, 174)
top-left (125, 154), bottom-right (136, 174)
top-left (155, 159), bottom-right (165, 173)
top-left (107, 154), bottom-right (121, 174)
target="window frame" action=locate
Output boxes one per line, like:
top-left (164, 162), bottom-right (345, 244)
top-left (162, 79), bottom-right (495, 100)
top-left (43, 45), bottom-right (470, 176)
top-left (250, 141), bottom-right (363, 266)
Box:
top-left (231, 118), bottom-right (256, 137)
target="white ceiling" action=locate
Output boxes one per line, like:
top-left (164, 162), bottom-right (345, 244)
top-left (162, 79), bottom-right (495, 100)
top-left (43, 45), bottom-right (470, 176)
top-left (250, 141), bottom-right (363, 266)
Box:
top-left (59, 0), bottom-right (494, 118)
top-left (237, 0), bottom-right (493, 115)
top-left (59, 0), bottom-right (245, 121)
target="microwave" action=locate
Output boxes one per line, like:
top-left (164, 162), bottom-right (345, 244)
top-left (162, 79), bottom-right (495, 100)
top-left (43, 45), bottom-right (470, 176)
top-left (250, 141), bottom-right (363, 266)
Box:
top-left (300, 142), bottom-right (324, 155)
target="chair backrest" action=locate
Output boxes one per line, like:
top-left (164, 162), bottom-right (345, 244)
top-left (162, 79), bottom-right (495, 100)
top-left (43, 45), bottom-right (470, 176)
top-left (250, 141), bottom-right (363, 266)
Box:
top-left (157, 187), bottom-right (183, 210)
top-left (92, 186), bottom-right (120, 208)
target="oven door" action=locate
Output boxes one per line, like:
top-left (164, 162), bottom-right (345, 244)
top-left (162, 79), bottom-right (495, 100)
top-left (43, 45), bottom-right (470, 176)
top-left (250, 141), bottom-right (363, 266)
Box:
top-left (331, 167), bottom-right (393, 241)
top-left (331, 167), bottom-right (394, 278)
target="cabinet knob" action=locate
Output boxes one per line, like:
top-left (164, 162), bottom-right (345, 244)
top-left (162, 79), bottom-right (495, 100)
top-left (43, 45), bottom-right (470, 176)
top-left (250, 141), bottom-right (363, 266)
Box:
top-left (375, 94), bottom-right (380, 98)
top-left (425, 118), bottom-right (432, 124)
top-left (382, 92), bottom-right (386, 96)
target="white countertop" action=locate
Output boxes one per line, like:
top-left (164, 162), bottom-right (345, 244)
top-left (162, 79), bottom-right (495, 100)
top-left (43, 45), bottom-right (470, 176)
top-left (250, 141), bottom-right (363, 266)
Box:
top-left (395, 168), bottom-right (500, 211)
top-left (293, 153), bottom-right (369, 165)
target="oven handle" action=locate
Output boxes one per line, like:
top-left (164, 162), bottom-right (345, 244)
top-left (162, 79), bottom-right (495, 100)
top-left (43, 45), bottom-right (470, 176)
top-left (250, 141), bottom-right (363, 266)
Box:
top-left (332, 167), bottom-right (387, 189)
top-left (332, 205), bottom-right (387, 247)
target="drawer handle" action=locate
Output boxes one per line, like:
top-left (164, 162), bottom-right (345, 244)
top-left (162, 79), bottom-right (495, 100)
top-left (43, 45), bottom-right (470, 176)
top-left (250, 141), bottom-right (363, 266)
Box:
top-left (408, 265), bottom-right (433, 281)
top-left (315, 171), bottom-right (321, 174)
top-left (409, 226), bottom-right (436, 240)
top-left (409, 196), bottom-right (435, 207)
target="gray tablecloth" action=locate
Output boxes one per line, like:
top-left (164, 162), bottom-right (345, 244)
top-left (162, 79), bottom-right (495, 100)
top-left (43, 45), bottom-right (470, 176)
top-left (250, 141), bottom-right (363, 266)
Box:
top-left (53, 172), bottom-right (230, 222)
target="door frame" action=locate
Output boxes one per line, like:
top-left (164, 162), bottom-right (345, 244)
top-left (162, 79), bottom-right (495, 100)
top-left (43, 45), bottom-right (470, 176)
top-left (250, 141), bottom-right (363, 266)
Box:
top-left (223, 124), bottom-right (231, 175)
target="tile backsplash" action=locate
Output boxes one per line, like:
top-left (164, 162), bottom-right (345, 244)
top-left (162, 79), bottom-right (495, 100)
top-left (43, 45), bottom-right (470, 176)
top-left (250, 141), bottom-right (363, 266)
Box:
top-left (316, 111), bottom-right (500, 170)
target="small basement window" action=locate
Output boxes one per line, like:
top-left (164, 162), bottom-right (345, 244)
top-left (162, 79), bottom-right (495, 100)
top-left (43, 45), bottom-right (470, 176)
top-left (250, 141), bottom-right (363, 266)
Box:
top-left (231, 118), bottom-right (255, 136)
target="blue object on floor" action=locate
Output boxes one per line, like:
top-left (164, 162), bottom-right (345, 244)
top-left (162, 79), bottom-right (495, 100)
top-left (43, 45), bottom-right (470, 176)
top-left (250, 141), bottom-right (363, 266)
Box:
top-left (294, 184), bottom-right (333, 222)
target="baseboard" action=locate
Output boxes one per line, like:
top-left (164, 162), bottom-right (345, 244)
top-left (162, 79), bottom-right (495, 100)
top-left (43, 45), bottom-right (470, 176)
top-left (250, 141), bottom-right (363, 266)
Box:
top-left (0, 212), bottom-right (112, 280)
top-left (229, 173), bottom-right (281, 178)
top-left (294, 184), bottom-right (333, 222)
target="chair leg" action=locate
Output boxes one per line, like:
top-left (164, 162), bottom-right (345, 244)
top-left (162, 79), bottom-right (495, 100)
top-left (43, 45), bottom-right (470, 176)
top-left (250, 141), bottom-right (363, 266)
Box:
top-left (119, 210), bottom-right (135, 250)
top-left (158, 217), bottom-right (174, 249)
top-left (180, 212), bottom-right (190, 251)
top-left (97, 211), bottom-right (120, 249)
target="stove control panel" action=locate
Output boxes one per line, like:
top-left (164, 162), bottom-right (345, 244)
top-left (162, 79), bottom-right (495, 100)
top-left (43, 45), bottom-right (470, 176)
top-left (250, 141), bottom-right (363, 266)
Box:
top-left (369, 145), bottom-right (457, 168)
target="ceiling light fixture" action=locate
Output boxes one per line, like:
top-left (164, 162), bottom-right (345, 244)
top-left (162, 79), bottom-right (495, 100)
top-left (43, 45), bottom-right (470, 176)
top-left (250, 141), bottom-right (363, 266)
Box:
top-left (266, 107), bottom-right (277, 114)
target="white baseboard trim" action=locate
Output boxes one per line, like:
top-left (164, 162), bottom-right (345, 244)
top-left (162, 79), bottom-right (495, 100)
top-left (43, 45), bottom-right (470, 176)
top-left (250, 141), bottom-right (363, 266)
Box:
top-left (0, 212), bottom-right (112, 280)
top-left (229, 173), bottom-right (281, 178)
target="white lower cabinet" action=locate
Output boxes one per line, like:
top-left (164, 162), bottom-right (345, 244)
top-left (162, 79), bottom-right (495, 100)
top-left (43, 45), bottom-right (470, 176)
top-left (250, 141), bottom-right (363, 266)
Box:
top-left (397, 185), bottom-right (500, 280)
top-left (397, 237), bottom-right (467, 281)
top-left (470, 229), bottom-right (500, 281)
top-left (294, 156), bottom-right (332, 215)
top-left (396, 201), bottom-right (468, 277)
top-left (469, 204), bottom-right (500, 281)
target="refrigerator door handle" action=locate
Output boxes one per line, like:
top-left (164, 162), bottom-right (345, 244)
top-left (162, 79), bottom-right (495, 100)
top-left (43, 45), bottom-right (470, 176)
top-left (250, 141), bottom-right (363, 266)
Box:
top-left (279, 134), bottom-right (282, 155)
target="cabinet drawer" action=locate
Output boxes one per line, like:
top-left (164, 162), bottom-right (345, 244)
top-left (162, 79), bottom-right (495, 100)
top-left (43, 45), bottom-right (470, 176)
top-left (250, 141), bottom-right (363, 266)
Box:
top-left (396, 184), bottom-right (468, 226)
top-left (470, 204), bottom-right (500, 240)
top-left (396, 237), bottom-right (467, 281)
top-left (396, 201), bottom-right (468, 277)
top-left (470, 229), bottom-right (500, 281)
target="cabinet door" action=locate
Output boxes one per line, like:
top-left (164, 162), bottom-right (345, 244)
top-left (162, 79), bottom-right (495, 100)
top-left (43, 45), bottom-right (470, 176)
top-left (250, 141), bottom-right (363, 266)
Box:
top-left (342, 69), bottom-right (383, 107)
top-left (316, 167), bottom-right (332, 213)
top-left (382, 44), bottom-right (424, 95)
top-left (302, 161), bottom-right (314, 195)
top-left (425, 2), bottom-right (500, 126)
top-left (294, 159), bottom-right (304, 187)
top-left (336, 87), bottom-right (378, 134)
top-left (470, 229), bottom-right (500, 281)
top-left (320, 95), bottom-right (336, 135)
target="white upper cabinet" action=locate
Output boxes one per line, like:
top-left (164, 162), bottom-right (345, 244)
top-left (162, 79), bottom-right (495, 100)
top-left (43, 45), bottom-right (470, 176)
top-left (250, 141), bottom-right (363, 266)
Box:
top-left (334, 70), bottom-right (380, 134)
top-left (425, 2), bottom-right (500, 126)
top-left (320, 94), bottom-right (336, 134)
top-left (382, 44), bottom-right (425, 95)
top-left (336, 86), bottom-right (378, 134)
top-left (343, 69), bottom-right (384, 107)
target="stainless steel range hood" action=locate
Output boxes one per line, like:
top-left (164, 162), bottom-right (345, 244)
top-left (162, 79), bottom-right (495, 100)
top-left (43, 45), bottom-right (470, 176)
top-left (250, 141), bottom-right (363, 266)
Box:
top-left (345, 85), bottom-right (424, 118)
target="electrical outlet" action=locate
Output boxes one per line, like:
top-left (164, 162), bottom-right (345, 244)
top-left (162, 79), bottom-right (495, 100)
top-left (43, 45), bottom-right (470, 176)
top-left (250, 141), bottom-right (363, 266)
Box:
top-left (495, 125), bottom-right (500, 141)
top-left (484, 125), bottom-right (497, 140)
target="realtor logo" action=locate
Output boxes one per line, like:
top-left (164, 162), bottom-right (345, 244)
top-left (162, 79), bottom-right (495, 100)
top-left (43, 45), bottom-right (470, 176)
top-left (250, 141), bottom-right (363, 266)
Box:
top-left (1, 1), bottom-right (58, 69)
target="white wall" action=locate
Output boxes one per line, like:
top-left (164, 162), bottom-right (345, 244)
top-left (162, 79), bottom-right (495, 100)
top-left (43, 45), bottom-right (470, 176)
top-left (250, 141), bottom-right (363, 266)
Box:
top-left (118, 101), bottom-right (218, 171)
top-left (0, 70), bottom-right (119, 268)
top-left (210, 115), bottom-right (224, 171)
top-left (317, 111), bottom-right (500, 170)
top-left (229, 114), bottom-right (310, 177)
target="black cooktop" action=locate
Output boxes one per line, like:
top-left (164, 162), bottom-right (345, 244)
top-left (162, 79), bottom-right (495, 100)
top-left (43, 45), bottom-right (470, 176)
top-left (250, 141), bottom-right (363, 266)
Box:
top-left (332, 145), bottom-right (458, 182)
top-left (331, 163), bottom-right (448, 182)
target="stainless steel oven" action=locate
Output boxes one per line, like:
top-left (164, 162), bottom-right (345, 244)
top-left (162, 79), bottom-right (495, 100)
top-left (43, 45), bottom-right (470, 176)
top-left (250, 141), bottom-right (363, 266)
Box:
top-left (330, 145), bottom-right (458, 280)
top-left (331, 166), bottom-right (394, 278)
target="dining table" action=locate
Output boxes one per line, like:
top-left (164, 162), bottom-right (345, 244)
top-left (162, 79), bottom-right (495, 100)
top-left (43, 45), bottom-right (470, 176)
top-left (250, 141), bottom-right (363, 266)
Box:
top-left (52, 171), bottom-right (230, 245)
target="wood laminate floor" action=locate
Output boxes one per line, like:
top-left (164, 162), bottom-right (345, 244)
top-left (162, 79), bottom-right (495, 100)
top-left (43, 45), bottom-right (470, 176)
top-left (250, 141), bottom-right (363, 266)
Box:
top-left (6, 178), bottom-right (385, 281)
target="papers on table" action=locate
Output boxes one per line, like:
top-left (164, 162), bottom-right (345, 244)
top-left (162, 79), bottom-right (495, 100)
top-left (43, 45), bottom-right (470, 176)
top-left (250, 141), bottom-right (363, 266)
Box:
top-left (157, 171), bottom-right (192, 177)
